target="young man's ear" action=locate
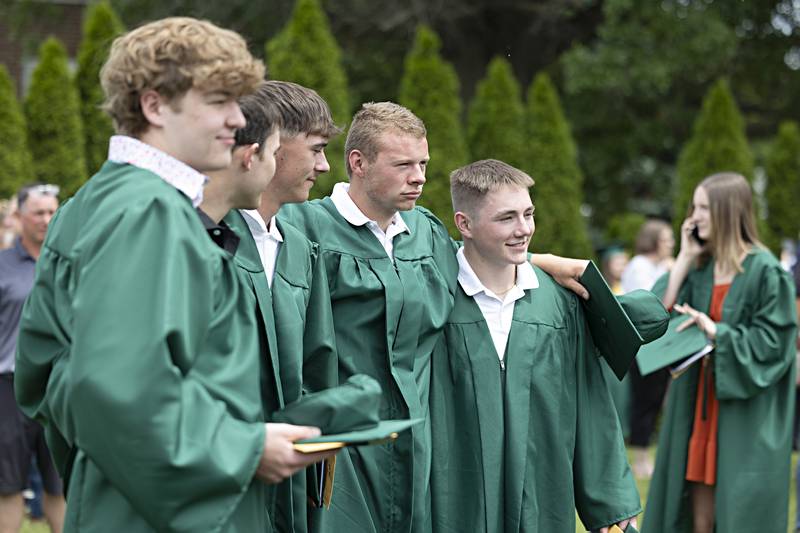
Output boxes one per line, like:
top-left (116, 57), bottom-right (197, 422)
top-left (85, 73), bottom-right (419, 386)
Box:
top-left (237, 143), bottom-right (260, 170)
top-left (347, 149), bottom-right (367, 178)
top-left (454, 211), bottom-right (473, 239)
top-left (140, 90), bottom-right (169, 128)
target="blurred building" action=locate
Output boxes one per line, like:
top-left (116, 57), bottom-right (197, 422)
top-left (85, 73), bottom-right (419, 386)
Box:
top-left (0, 0), bottom-right (87, 98)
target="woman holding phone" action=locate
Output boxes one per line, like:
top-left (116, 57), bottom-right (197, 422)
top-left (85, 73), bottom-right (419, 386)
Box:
top-left (642, 173), bottom-right (796, 533)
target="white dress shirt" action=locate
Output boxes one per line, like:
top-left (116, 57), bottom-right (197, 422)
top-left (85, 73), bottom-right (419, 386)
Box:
top-left (457, 247), bottom-right (539, 360)
top-left (107, 135), bottom-right (208, 207)
top-left (620, 254), bottom-right (667, 293)
top-left (239, 210), bottom-right (283, 287)
top-left (330, 182), bottom-right (410, 260)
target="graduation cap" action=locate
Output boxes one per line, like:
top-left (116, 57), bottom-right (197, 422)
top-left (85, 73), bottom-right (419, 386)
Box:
top-left (636, 315), bottom-right (713, 377)
top-left (599, 243), bottom-right (628, 264)
top-left (580, 261), bottom-right (669, 380)
top-left (272, 374), bottom-right (422, 453)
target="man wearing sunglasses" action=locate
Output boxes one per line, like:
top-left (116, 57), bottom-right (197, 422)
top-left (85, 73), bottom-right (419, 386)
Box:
top-left (0, 184), bottom-right (62, 533)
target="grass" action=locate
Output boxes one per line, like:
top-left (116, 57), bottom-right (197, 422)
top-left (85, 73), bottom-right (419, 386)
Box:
top-left (20, 520), bottom-right (48, 533)
top-left (18, 450), bottom-right (799, 532)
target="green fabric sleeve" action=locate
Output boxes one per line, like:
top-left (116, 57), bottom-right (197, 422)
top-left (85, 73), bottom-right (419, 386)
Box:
top-left (650, 271), bottom-right (672, 302)
top-left (714, 264), bottom-right (797, 400)
top-left (300, 243), bottom-right (339, 395)
top-left (572, 299), bottom-right (642, 530)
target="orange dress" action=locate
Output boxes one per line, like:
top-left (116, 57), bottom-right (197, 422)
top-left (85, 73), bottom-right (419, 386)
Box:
top-left (684, 283), bottom-right (731, 486)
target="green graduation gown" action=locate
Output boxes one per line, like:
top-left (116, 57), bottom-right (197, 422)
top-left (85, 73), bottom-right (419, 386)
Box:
top-left (280, 199), bottom-right (458, 533)
top-left (429, 267), bottom-right (641, 532)
top-left (14, 162), bottom-right (271, 533)
top-left (225, 210), bottom-right (338, 533)
top-left (642, 248), bottom-right (796, 533)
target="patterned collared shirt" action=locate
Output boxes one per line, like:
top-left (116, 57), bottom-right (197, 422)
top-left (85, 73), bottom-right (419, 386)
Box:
top-left (108, 135), bottom-right (208, 207)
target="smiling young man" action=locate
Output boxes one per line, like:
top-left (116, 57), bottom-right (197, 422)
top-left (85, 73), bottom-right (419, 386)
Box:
top-left (13, 18), bottom-right (319, 533)
top-left (429, 159), bottom-right (640, 533)
top-left (202, 87), bottom-right (338, 494)
top-left (204, 81), bottom-right (342, 532)
top-left (220, 81), bottom-right (343, 533)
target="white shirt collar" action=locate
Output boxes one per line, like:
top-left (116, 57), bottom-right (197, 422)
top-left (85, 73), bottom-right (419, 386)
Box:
top-left (107, 135), bottom-right (208, 207)
top-left (240, 210), bottom-right (283, 243)
top-left (457, 247), bottom-right (539, 299)
top-left (330, 182), bottom-right (410, 235)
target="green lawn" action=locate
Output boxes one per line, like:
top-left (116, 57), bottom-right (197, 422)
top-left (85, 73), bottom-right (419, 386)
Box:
top-left (20, 519), bottom-right (47, 533)
top-left (18, 451), bottom-right (799, 532)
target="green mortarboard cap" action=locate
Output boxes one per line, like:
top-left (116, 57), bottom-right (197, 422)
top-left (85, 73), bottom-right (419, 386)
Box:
top-left (618, 290), bottom-right (670, 343)
top-left (636, 315), bottom-right (712, 376)
top-left (580, 261), bottom-right (669, 380)
top-left (600, 244), bottom-right (627, 264)
top-left (272, 374), bottom-right (422, 451)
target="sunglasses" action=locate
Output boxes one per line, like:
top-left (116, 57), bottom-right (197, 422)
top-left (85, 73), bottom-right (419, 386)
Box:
top-left (18, 184), bottom-right (60, 207)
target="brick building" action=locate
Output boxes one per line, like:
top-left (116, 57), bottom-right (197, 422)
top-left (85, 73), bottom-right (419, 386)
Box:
top-left (0, 0), bottom-right (88, 98)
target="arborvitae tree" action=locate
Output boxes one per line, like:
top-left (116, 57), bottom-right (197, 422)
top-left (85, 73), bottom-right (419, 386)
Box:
top-left (26, 38), bottom-right (86, 197)
top-left (467, 57), bottom-right (525, 169)
top-left (605, 212), bottom-right (647, 255)
top-left (398, 25), bottom-right (467, 235)
top-left (764, 121), bottom-right (800, 251)
top-left (266, 0), bottom-right (350, 198)
top-left (76, 1), bottom-right (124, 176)
top-left (0, 64), bottom-right (33, 198)
top-left (674, 79), bottom-right (754, 223)
top-left (524, 73), bottom-right (593, 257)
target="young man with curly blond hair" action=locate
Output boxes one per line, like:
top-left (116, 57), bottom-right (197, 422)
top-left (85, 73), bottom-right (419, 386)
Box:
top-left (14, 18), bottom-right (322, 532)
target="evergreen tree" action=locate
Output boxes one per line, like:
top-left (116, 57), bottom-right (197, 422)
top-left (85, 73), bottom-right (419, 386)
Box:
top-left (0, 64), bottom-right (33, 198)
top-left (764, 121), bottom-right (800, 250)
top-left (76, 1), bottom-right (124, 175)
top-left (398, 25), bottom-right (467, 235)
top-left (561, 0), bottom-right (736, 226)
top-left (266, 0), bottom-right (350, 198)
top-left (467, 57), bottom-right (525, 169)
top-left (674, 79), bottom-right (754, 223)
top-left (524, 73), bottom-right (593, 257)
top-left (26, 37), bottom-right (86, 197)
top-left (605, 212), bottom-right (647, 255)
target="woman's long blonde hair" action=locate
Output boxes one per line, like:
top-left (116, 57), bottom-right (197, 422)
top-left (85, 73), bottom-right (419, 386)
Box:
top-left (690, 172), bottom-right (763, 273)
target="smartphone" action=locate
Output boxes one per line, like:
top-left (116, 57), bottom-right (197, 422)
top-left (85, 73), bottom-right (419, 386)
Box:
top-left (690, 226), bottom-right (706, 246)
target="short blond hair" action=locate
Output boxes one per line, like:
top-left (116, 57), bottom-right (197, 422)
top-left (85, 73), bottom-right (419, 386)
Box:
top-left (450, 159), bottom-right (534, 216)
top-left (101, 17), bottom-right (265, 136)
top-left (344, 102), bottom-right (426, 176)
